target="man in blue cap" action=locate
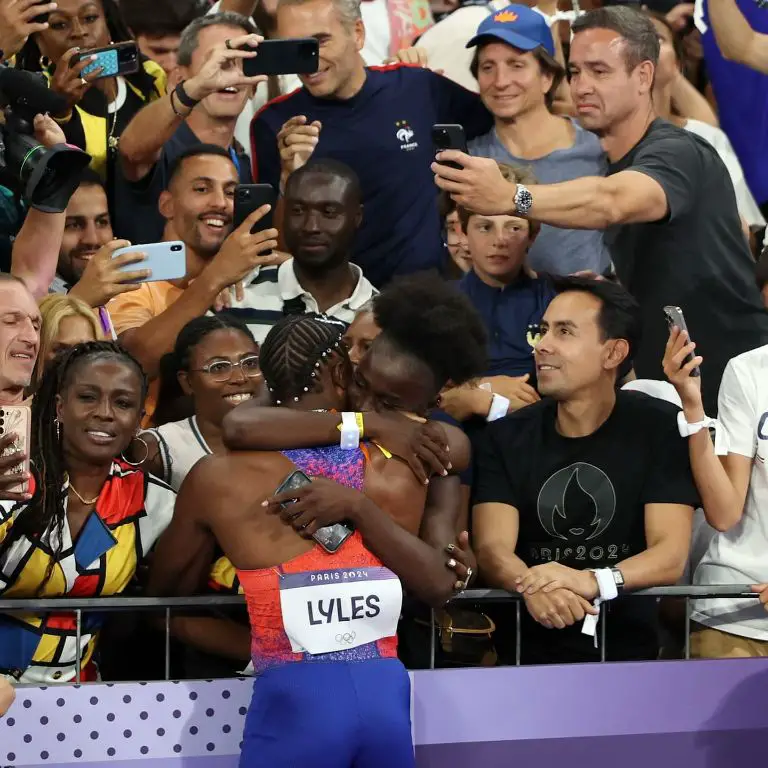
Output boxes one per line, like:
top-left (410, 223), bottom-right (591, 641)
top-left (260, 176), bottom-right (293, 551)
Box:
top-left (433, 5), bottom-right (768, 417)
top-left (467, 4), bottom-right (611, 277)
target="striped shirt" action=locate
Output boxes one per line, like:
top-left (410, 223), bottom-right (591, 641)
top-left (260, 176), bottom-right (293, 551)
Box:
top-left (213, 258), bottom-right (377, 343)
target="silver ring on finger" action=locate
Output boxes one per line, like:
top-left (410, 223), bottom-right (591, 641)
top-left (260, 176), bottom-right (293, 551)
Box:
top-left (80, 77), bottom-right (88, 86)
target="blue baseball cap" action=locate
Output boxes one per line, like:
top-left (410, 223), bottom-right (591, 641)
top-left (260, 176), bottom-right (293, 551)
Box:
top-left (466, 4), bottom-right (556, 58)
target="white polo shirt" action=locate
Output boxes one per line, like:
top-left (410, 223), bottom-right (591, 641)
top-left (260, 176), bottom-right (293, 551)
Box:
top-left (211, 258), bottom-right (377, 344)
top-left (691, 344), bottom-right (768, 640)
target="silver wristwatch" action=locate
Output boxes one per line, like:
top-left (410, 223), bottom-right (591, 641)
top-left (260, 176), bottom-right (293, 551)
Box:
top-left (513, 183), bottom-right (533, 216)
top-left (610, 567), bottom-right (625, 594)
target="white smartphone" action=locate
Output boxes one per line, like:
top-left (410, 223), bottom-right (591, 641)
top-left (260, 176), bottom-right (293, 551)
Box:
top-left (112, 241), bottom-right (187, 283)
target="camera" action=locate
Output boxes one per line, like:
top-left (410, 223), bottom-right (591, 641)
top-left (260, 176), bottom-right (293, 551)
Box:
top-left (0, 65), bottom-right (90, 212)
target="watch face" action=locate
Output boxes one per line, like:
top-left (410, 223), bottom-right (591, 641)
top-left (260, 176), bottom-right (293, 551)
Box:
top-left (515, 186), bottom-right (533, 214)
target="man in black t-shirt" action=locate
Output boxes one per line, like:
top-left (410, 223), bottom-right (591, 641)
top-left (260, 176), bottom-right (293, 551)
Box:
top-left (433, 6), bottom-right (768, 415)
top-left (473, 277), bottom-right (698, 663)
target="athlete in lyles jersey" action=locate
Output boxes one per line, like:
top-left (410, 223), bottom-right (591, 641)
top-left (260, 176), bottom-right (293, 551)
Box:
top-left (149, 296), bottom-right (487, 767)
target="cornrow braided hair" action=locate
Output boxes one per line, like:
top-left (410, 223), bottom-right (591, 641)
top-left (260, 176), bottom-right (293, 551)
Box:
top-left (260, 314), bottom-right (348, 405)
top-left (0, 341), bottom-right (147, 594)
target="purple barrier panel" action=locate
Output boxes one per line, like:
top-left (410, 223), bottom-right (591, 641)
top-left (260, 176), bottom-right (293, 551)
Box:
top-left (412, 658), bottom-right (768, 767)
top-left (416, 728), bottom-right (768, 768)
top-left (3, 658), bottom-right (768, 768)
top-left (1, 679), bottom-right (252, 767)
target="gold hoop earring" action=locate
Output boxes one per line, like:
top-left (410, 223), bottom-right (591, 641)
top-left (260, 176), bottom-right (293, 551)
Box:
top-left (39, 55), bottom-right (52, 70)
top-left (121, 435), bottom-right (149, 467)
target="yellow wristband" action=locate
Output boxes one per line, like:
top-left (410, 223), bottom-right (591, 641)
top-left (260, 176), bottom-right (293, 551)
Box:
top-left (355, 412), bottom-right (364, 438)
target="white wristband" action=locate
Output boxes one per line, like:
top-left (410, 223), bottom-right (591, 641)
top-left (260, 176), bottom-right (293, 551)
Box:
top-left (677, 411), bottom-right (728, 456)
top-left (581, 569), bottom-right (618, 647)
top-left (339, 411), bottom-right (360, 450)
top-left (486, 393), bottom-right (510, 422)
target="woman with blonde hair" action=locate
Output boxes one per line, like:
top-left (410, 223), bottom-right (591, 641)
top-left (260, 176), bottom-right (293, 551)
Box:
top-left (36, 295), bottom-right (103, 383)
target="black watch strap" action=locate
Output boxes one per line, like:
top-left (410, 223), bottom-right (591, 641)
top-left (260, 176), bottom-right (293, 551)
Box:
top-left (175, 80), bottom-right (199, 109)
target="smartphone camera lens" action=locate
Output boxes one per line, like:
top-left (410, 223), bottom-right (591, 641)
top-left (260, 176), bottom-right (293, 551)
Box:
top-left (171, 245), bottom-right (182, 252)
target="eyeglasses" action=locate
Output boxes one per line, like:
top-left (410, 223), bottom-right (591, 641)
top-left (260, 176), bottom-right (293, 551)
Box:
top-left (191, 355), bottom-right (261, 382)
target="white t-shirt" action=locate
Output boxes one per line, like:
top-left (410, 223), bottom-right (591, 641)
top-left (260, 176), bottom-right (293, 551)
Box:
top-left (622, 380), bottom-right (715, 582)
top-left (143, 416), bottom-right (212, 492)
top-left (691, 344), bottom-right (768, 640)
top-left (684, 119), bottom-right (766, 231)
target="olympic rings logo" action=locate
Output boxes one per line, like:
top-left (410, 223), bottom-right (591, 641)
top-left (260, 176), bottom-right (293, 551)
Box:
top-left (335, 632), bottom-right (357, 645)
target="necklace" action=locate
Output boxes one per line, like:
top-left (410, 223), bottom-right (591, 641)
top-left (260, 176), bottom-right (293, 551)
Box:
top-left (107, 110), bottom-right (119, 151)
top-left (65, 474), bottom-right (101, 506)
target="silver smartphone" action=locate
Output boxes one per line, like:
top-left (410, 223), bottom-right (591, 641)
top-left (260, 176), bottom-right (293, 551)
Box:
top-left (275, 470), bottom-right (354, 554)
top-left (663, 305), bottom-right (700, 378)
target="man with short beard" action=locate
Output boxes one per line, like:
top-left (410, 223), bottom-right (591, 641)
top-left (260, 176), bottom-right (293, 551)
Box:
top-left (217, 158), bottom-right (376, 342)
top-left (107, 145), bottom-right (280, 422)
top-left (115, 13), bottom-right (266, 244)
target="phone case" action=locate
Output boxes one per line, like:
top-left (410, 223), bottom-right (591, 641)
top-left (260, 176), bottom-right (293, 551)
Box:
top-left (274, 470), bottom-right (353, 554)
top-left (663, 305), bottom-right (700, 377)
top-left (0, 406), bottom-right (31, 495)
top-left (111, 241), bottom-right (187, 284)
top-left (432, 124), bottom-right (468, 170)
top-left (242, 38), bottom-right (319, 77)
top-left (234, 184), bottom-right (277, 232)
top-left (78, 42), bottom-right (140, 78)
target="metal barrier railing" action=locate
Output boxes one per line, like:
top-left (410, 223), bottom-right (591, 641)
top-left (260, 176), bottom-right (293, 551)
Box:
top-left (0, 586), bottom-right (760, 682)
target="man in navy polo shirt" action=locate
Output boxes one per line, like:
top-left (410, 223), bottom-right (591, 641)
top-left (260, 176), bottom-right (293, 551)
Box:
top-left (251, 0), bottom-right (492, 287)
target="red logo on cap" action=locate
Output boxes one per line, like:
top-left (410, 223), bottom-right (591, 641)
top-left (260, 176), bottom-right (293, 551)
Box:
top-left (493, 10), bottom-right (519, 21)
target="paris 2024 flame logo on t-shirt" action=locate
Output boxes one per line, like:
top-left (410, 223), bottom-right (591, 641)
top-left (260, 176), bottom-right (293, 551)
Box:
top-left (537, 462), bottom-right (617, 542)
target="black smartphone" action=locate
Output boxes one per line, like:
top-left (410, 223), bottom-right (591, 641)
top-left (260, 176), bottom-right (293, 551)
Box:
top-left (242, 38), bottom-right (319, 77)
top-left (432, 124), bottom-right (468, 170)
top-left (663, 305), bottom-right (700, 378)
top-left (274, 470), bottom-right (354, 554)
top-left (71, 41), bottom-right (140, 79)
top-left (234, 183), bottom-right (277, 233)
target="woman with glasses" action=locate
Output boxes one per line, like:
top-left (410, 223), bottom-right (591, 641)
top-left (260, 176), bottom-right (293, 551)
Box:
top-left (140, 315), bottom-right (263, 491)
top-left (137, 315), bottom-right (262, 677)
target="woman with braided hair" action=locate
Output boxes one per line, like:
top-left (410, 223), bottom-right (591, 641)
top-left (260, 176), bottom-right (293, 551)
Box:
top-left (149, 310), bottom-right (479, 768)
top-left (0, 341), bottom-right (175, 684)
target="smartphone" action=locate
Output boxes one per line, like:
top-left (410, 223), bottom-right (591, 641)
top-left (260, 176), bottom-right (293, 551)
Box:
top-left (663, 305), bottom-right (700, 378)
top-left (234, 184), bottom-right (276, 233)
top-left (432, 124), bottom-right (468, 170)
top-left (242, 38), bottom-right (319, 77)
top-left (72, 41), bottom-right (140, 79)
top-left (0, 405), bottom-right (31, 495)
top-left (112, 241), bottom-right (186, 283)
top-left (274, 470), bottom-right (354, 554)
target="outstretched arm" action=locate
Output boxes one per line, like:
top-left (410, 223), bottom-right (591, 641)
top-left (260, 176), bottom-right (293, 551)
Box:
top-left (223, 406), bottom-right (452, 483)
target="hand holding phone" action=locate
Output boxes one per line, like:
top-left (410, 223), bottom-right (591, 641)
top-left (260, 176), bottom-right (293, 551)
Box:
top-left (0, 1), bottom-right (57, 60)
top-left (432, 124), bottom-right (468, 171)
top-left (0, 407), bottom-right (32, 501)
top-left (111, 241), bottom-right (186, 284)
top-left (663, 306), bottom-right (702, 384)
top-left (270, 471), bottom-right (354, 554)
top-left (242, 38), bottom-right (319, 77)
top-left (183, 32), bottom-right (265, 103)
top-left (71, 41), bottom-right (140, 79)
top-left (234, 184), bottom-right (277, 233)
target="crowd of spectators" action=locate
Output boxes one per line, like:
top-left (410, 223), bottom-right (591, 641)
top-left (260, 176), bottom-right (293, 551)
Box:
top-left (0, 0), bottom-right (768, 689)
